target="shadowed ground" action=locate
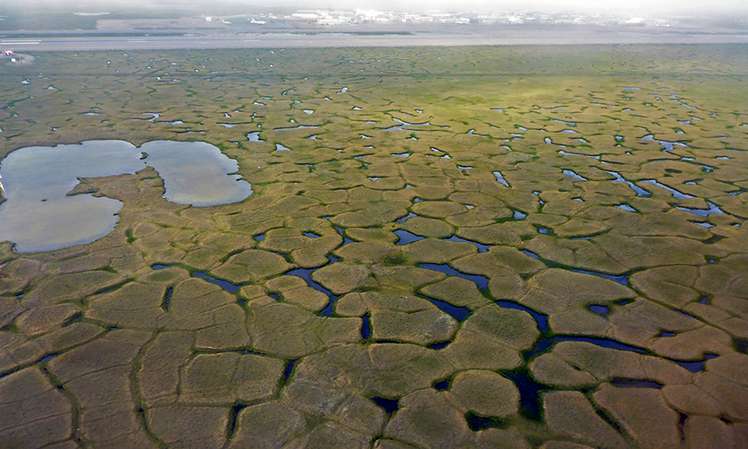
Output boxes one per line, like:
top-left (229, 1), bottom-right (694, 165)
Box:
top-left (0, 45), bottom-right (747, 449)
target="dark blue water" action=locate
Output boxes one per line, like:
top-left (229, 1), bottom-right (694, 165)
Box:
top-left (395, 212), bottom-right (417, 224)
top-left (671, 353), bottom-right (718, 373)
top-left (226, 403), bottom-right (246, 439)
top-left (521, 249), bottom-right (541, 260)
top-left (286, 267), bottom-right (338, 316)
top-left (433, 378), bottom-right (451, 391)
top-left (423, 297), bottom-right (472, 322)
top-left (573, 269), bottom-right (630, 286)
top-left (524, 335), bottom-right (649, 360)
top-left (428, 341), bottom-right (451, 350)
top-left (282, 359), bottom-right (297, 384)
top-left (518, 250), bottom-right (630, 287)
top-left (495, 300), bottom-right (550, 334)
top-left (333, 226), bottom-right (354, 245)
top-left (151, 263), bottom-right (241, 294)
top-left (394, 229), bottom-right (425, 245)
top-left (502, 370), bottom-right (545, 421)
top-left (161, 286), bottom-right (174, 311)
top-left (735, 338), bottom-right (748, 354)
top-left (192, 271), bottom-right (241, 294)
top-left (465, 412), bottom-right (505, 431)
top-left (370, 396), bottom-right (399, 415)
top-left (447, 235), bottom-right (490, 253)
top-left (39, 352), bottom-right (60, 364)
top-left (611, 378), bottom-right (663, 389)
top-left (588, 304), bottom-right (611, 317)
top-left (417, 263), bottom-right (489, 291)
top-left (361, 313), bottom-right (372, 340)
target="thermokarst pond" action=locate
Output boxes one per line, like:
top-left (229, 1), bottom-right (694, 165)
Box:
top-left (0, 140), bottom-right (251, 252)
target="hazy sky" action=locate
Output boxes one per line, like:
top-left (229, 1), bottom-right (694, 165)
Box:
top-left (5, 0), bottom-right (748, 17)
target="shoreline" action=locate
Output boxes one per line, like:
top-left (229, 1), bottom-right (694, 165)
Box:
top-left (2, 31), bottom-right (748, 52)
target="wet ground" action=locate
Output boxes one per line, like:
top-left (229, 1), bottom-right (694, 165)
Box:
top-left (0, 46), bottom-right (747, 449)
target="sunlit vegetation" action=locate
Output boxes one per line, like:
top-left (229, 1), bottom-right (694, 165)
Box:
top-left (0, 45), bottom-right (747, 449)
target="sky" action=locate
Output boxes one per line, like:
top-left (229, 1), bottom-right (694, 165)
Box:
top-left (4, 0), bottom-right (748, 17)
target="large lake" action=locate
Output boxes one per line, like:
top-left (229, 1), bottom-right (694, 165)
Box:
top-left (0, 140), bottom-right (252, 252)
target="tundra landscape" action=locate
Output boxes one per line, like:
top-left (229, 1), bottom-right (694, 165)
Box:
top-left (0, 24), bottom-right (747, 449)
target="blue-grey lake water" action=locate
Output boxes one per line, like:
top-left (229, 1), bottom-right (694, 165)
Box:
top-left (0, 140), bottom-right (251, 252)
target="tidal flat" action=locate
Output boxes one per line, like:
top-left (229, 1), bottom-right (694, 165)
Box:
top-left (0, 45), bottom-right (747, 449)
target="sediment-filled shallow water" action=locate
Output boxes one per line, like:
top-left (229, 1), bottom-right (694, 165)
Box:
top-left (140, 140), bottom-right (251, 206)
top-left (0, 140), bottom-right (251, 252)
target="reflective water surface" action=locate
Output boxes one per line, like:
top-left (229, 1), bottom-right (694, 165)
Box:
top-left (0, 140), bottom-right (251, 252)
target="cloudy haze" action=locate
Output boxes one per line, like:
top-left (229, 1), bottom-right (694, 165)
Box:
top-left (3, 0), bottom-right (748, 17)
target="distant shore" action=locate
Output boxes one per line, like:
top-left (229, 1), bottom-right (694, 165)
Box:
top-left (2, 28), bottom-right (748, 52)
